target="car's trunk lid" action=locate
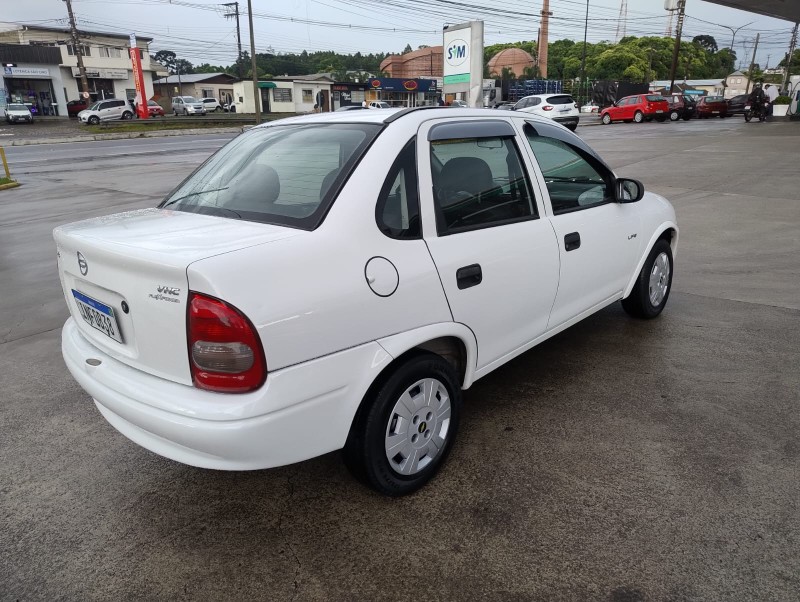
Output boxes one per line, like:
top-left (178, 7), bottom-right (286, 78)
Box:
top-left (55, 208), bottom-right (302, 385)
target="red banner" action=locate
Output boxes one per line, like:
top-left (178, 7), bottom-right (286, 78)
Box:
top-left (129, 35), bottom-right (148, 119)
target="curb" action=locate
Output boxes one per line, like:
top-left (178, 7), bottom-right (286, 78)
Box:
top-left (0, 181), bottom-right (21, 190)
top-left (8, 126), bottom-right (244, 146)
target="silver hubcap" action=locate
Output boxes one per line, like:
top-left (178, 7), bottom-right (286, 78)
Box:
top-left (385, 378), bottom-right (451, 476)
top-left (648, 252), bottom-right (671, 307)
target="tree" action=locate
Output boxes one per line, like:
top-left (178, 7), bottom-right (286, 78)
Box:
top-left (692, 35), bottom-right (718, 54)
top-left (153, 50), bottom-right (176, 71)
top-left (403, 44), bottom-right (413, 54)
top-left (173, 58), bottom-right (194, 75)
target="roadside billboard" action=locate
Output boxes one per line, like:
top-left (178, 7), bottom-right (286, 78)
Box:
top-left (129, 34), bottom-right (149, 119)
top-left (442, 20), bottom-right (484, 107)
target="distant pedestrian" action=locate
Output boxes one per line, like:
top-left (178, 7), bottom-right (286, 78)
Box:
top-left (42, 96), bottom-right (51, 116)
top-left (362, 99), bottom-right (367, 108)
top-left (764, 84), bottom-right (779, 119)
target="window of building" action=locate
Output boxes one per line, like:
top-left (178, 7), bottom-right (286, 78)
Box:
top-left (524, 128), bottom-right (612, 215)
top-left (302, 89), bottom-right (313, 103)
top-left (351, 90), bottom-right (365, 103)
top-left (430, 136), bottom-right (536, 234)
top-left (376, 139), bottom-right (420, 239)
top-left (98, 47), bottom-right (122, 58)
top-left (67, 44), bottom-right (91, 57)
top-left (201, 88), bottom-right (214, 99)
top-left (273, 88), bottom-right (292, 103)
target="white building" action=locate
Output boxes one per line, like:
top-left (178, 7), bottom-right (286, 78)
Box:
top-left (0, 23), bottom-right (156, 115)
top-left (232, 74), bottom-right (334, 114)
top-left (723, 70), bottom-right (752, 98)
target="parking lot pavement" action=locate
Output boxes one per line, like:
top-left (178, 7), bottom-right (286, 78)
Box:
top-left (1, 122), bottom-right (799, 601)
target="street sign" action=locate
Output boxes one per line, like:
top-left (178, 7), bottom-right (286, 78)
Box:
top-left (82, 91), bottom-right (90, 99)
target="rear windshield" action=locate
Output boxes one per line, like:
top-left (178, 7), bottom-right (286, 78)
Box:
top-left (160, 123), bottom-right (381, 229)
top-left (546, 95), bottom-right (575, 105)
top-left (705, 96), bottom-right (723, 102)
top-left (646, 95), bottom-right (665, 101)
top-left (7, 104), bottom-right (27, 111)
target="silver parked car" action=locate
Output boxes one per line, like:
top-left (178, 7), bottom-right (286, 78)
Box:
top-left (78, 99), bottom-right (133, 125)
top-left (171, 96), bottom-right (207, 116)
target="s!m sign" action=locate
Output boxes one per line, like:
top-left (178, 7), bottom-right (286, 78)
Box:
top-left (445, 39), bottom-right (469, 68)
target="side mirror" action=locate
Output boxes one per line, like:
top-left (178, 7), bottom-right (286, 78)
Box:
top-left (616, 178), bottom-right (645, 203)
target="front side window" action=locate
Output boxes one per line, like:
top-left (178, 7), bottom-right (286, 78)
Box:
top-left (376, 140), bottom-right (420, 239)
top-left (430, 136), bottom-right (536, 234)
top-left (525, 127), bottom-right (612, 215)
top-left (160, 123), bottom-right (381, 230)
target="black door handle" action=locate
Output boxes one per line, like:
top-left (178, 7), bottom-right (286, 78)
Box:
top-left (564, 232), bottom-right (581, 251)
top-left (456, 264), bottom-right (482, 289)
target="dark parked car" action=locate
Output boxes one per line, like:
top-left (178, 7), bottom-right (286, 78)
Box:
top-left (67, 99), bottom-right (89, 117)
top-left (726, 94), bottom-right (749, 115)
top-left (696, 96), bottom-right (728, 118)
top-left (666, 95), bottom-right (696, 121)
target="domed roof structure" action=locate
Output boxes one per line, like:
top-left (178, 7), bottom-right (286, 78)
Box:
top-left (487, 48), bottom-right (536, 77)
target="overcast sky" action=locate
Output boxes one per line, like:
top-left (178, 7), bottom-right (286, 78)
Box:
top-left (3, 0), bottom-right (795, 69)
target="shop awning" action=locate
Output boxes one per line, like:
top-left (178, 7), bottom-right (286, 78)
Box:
top-left (257, 81), bottom-right (277, 88)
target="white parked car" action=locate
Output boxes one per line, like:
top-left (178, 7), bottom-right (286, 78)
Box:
top-left (201, 97), bottom-right (223, 112)
top-left (55, 108), bottom-right (678, 496)
top-left (581, 102), bottom-right (600, 113)
top-left (4, 103), bottom-right (34, 124)
top-left (368, 101), bottom-right (391, 109)
top-left (513, 93), bottom-right (580, 131)
top-left (78, 99), bottom-right (133, 125)
top-left (171, 96), bottom-right (207, 116)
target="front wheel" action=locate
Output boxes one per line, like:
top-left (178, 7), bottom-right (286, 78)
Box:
top-left (744, 111), bottom-right (752, 122)
top-left (343, 353), bottom-right (461, 496)
top-left (633, 111), bottom-right (644, 123)
top-left (622, 239), bottom-right (673, 319)
top-left (669, 110), bottom-right (680, 121)
top-left (122, 111), bottom-right (132, 120)
top-left (88, 115), bottom-right (100, 125)
top-left (601, 113), bottom-right (612, 125)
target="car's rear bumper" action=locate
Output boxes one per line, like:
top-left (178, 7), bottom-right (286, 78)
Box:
top-left (61, 317), bottom-right (393, 470)
top-left (553, 115), bottom-right (580, 125)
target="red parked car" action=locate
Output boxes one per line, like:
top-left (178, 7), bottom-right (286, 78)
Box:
top-left (600, 94), bottom-right (670, 124)
top-left (66, 99), bottom-right (89, 117)
top-left (146, 100), bottom-right (165, 117)
top-left (695, 96), bottom-right (728, 118)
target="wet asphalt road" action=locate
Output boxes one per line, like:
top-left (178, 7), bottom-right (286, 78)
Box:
top-left (1, 119), bottom-right (799, 601)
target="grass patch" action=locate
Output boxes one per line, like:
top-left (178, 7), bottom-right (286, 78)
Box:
top-left (0, 177), bottom-right (14, 185)
top-left (85, 122), bottom-right (246, 134)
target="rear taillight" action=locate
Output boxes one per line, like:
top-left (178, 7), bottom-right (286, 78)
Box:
top-left (542, 105), bottom-right (554, 111)
top-left (188, 292), bottom-right (266, 393)
top-left (574, 102), bottom-right (578, 109)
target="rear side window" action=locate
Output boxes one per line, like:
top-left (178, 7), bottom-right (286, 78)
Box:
top-left (160, 123), bottom-right (381, 230)
top-left (430, 136), bottom-right (536, 235)
top-left (376, 140), bottom-right (420, 239)
top-left (646, 95), bottom-right (664, 102)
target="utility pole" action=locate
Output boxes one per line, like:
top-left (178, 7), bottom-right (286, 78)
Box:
top-left (538, 0), bottom-right (552, 79)
top-left (745, 33), bottom-right (760, 94)
top-left (63, 0), bottom-right (91, 102)
top-left (667, 0), bottom-right (686, 94)
top-left (222, 2), bottom-right (243, 79)
top-left (247, 0), bottom-right (261, 123)
top-left (783, 22), bottom-right (798, 93)
top-left (579, 0), bottom-right (589, 105)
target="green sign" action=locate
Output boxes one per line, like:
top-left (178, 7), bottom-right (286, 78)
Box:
top-left (443, 74), bottom-right (470, 85)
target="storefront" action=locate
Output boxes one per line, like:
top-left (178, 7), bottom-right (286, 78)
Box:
top-left (70, 67), bottom-right (130, 101)
top-left (332, 82), bottom-right (368, 109)
top-left (3, 64), bottom-right (67, 116)
top-left (366, 78), bottom-right (438, 107)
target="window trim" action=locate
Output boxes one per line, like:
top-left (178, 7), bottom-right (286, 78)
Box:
top-left (375, 138), bottom-right (421, 240)
top-left (523, 121), bottom-right (617, 216)
top-left (430, 135), bottom-right (539, 237)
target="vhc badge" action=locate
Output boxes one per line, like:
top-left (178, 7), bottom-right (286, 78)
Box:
top-left (77, 252), bottom-right (88, 276)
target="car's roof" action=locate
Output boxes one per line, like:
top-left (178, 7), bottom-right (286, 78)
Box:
top-left (519, 93), bottom-right (574, 100)
top-left (253, 107), bottom-right (555, 130)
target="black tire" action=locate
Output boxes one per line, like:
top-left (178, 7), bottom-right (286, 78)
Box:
top-left (215, 106), bottom-right (222, 112)
top-left (343, 353), bottom-right (462, 496)
top-left (88, 115), bottom-right (100, 125)
top-left (622, 239), bottom-right (673, 319)
top-left (122, 111), bottom-right (132, 120)
top-left (601, 113), bottom-right (611, 125)
top-left (744, 111), bottom-right (752, 122)
top-left (682, 114), bottom-right (692, 121)
top-left (565, 123), bottom-right (578, 131)
top-left (669, 110), bottom-right (680, 121)
top-left (230, 105), bottom-right (236, 113)
top-left (633, 111), bottom-right (644, 123)
top-left (655, 116), bottom-right (666, 122)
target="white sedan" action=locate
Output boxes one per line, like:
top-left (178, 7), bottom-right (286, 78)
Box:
top-left (55, 108), bottom-right (678, 496)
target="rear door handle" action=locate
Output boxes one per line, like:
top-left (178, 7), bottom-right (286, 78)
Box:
top-left (456, 264), bottom-right (482, 289)
top-left (564, 232), bottom-right (581, 251)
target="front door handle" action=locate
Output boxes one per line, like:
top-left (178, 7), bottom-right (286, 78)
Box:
top-left (456, 264), bottom-right (482, 289)
top-left (564, 232), bottom-right (581, 251)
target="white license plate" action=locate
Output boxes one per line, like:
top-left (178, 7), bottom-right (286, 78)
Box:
top-left (72, 289), bottom-right (123, 343)
top-left (745, 106), bottom-right (751, 110)
top-left (656, 110), bottom-right (664, 113)
top-left (712, 111), bottom-right (719, 114)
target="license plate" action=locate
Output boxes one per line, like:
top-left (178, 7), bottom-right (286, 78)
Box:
top-left (656, 110), bottom-right (664, 113)
top-left (745, 106), bottom-right (751, 110)
top-left (72, 289), bottom-right (123, 343)
top-left (712, 111), bottom-right (719, 114)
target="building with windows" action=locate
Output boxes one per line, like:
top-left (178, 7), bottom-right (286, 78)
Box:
top-left (723, 71), bottom-right (752, 98)
top-left (0, 22), bottom-right (156, 116)
top-left (153, 73), bottom-right (239, 106)
top-left (1, 43), bottom-right (68, 116)
top-left (232, 74), bottom-right (334, 114)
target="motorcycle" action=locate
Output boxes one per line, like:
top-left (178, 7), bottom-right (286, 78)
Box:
top-left (744, 100), bottom-right (768, 122)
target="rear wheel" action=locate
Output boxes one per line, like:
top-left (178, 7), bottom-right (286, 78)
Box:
top-left (565, 123), bottom-right (578, 131)
top-left (633, 111), bottom-right (644, 123)
top-left (669, 110), bottom-right (680, 121)
top-left (343, 353), bottom-right (461, 496)
top-left (622, 239), bottom-right (673, 319)
top-left (122, 111), bottom-right (132, 120)
top-left (655, 115), bottom-right (666, 122)
top-left (601, 113), bottom-right (612, 125)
